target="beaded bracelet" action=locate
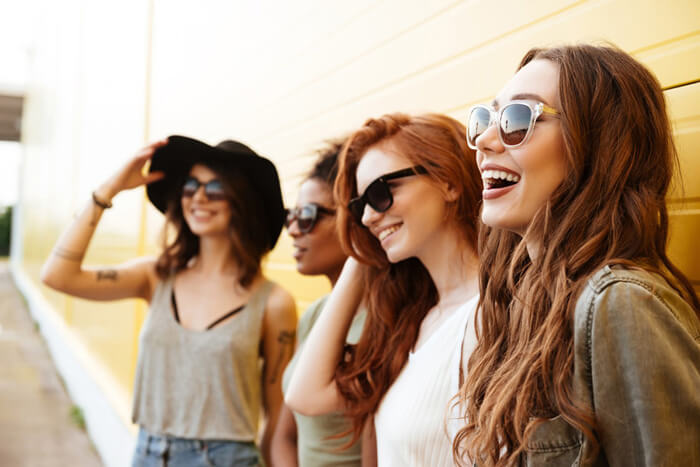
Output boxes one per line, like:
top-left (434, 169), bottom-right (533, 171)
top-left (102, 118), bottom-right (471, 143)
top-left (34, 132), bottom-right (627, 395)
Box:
top-left (91, 191), bottom-right (113, 209)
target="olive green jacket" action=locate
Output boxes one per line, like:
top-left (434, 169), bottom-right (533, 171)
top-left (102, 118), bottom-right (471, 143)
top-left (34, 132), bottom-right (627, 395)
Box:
top-left (523, 266), bottom-right (700, 466)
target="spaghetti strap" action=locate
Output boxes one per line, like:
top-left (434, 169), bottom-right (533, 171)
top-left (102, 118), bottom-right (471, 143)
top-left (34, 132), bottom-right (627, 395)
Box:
top-left (170, 288), bottom-right (247, 330)
top-left (205, 305), bottom-right (246, 330)
top-left (171, 289), bottom-right (181, 324)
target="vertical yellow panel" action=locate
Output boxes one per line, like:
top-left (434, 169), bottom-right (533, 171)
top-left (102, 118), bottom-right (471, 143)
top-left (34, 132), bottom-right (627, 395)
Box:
top-left (666, 81), bottom-right (700, 291)
top-left (131, 0), bottom-right (156, 391)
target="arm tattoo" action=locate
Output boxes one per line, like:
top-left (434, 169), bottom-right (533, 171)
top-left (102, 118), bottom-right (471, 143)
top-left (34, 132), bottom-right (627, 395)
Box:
top-left (53, 247), bottom-right (85, 262)
top-left (96, 269), bottom-right (118, 281)
top-left (268, 330), bottom-right (295, 385)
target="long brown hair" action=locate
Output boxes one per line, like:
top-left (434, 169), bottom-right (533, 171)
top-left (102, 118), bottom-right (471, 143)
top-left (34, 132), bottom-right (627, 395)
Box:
top-left (454, 44), bottom-right (700, 465)
top-left (333, 112), bottom-right (482, 442)
top-left (155, 160), bottom-right (270, 288)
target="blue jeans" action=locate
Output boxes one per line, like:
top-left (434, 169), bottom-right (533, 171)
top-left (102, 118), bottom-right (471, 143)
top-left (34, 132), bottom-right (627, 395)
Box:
top-left (132, 427), bottom-right (262, 467)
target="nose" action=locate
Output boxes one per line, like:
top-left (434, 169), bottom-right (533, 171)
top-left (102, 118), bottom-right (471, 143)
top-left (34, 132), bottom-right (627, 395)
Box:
top-left (287, 218), bottom-right (303, 238)
top-left (361, 203), bottom-right (382, 227)
top-left (191, 184), bottom-right (209, 202)
top-left (476, 120), bottom-right (505, 155)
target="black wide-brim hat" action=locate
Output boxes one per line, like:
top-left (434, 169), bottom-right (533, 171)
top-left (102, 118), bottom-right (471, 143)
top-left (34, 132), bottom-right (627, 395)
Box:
top-left (147, 135), bottom-right (285, 250)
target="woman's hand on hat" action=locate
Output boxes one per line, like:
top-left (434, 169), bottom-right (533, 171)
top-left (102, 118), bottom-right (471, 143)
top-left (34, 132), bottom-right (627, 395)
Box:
top-left (97, 139), bottom-right (168, 201)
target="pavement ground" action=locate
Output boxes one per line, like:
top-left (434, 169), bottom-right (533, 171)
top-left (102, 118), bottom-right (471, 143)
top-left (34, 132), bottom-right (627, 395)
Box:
top-left (0, 260), bottom-right (103, 467)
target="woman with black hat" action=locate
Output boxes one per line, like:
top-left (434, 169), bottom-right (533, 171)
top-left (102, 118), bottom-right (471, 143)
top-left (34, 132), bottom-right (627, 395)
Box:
top-left (41, 136), bottom-right (297, 466)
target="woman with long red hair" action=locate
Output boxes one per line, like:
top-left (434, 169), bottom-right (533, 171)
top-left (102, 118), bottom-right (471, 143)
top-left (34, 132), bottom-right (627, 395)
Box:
top-left (286, 113), bottom-right (482, 465)
top-left (456, 44), bottom-right (700, 466)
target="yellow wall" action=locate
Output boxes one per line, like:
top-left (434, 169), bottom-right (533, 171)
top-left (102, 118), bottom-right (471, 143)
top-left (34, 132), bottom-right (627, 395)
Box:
top-left (18, 0), bottom-right (700, 427)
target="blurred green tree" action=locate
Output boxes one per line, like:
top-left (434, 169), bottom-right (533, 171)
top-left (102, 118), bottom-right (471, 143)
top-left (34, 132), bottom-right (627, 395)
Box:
top-left (0, 206), bottom-right (12, 256)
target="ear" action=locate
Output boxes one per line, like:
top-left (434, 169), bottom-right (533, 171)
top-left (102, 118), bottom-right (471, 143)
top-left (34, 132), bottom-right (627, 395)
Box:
top-left (444, 184), bottom-right (459, 202)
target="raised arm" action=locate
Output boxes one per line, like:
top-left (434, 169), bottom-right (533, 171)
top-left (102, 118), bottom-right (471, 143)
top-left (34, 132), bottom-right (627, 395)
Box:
top-left (40, 140), bottom-right (167, 302)
top-left (285, 257), bottom-right (364, 416)
top-left (260, 283), bottom-right (298, 465)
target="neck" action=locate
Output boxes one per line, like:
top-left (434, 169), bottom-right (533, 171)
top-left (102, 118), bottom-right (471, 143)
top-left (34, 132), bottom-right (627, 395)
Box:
top-left (523, 228), bottom-right (543, 261)
top-left (418, 226), bottom-right (479, 310)
top-left (525, 241), bottom-right (540, 261)
top-left (194, 235), bottom-right (240, 276)
top-left (326, 265), bottom-right (343, 288)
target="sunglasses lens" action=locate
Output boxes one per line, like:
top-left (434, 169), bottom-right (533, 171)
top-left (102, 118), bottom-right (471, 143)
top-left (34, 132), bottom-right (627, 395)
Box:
top-left (500, 103), bottom-right (532, 146)
top-left (297, 206), bottom-right (316, 232)
top-left (297, 217), bottom-right (313, 232)
top-left (284, 206), bottom-right (319, 232)
top-left (366, 181), bottom-right (392, 213)
top-left (468, 107), bottom-right (491, 147)
top-left (204, 180), bottom-right (226, 201)
top-left (182, 178), bottom-right (199, 197)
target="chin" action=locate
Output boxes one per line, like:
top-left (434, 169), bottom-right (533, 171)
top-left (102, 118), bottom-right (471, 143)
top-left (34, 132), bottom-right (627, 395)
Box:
top-left (383, 245), bottom-right (411, 264)
top-left (189, 224), bottom-right (228, 237)
top-left (481, 213), bottom-right (527, 235)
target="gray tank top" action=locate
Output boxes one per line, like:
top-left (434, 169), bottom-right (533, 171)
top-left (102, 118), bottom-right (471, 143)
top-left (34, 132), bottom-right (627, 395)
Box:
top-left (131, 275), bottom-right (274, 441)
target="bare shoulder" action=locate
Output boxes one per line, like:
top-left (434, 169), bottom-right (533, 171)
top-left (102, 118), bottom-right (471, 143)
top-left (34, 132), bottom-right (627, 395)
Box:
top-left (264, 282), bottom-right (297, 324)
top-left (124, 256), bottom-right (158, 277)
top-left (122, 256), bottom-right (160, 299)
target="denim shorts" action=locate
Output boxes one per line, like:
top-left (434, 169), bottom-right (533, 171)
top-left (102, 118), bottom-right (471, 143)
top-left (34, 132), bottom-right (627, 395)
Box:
top-left (132, 427), bottom-right (262, 467)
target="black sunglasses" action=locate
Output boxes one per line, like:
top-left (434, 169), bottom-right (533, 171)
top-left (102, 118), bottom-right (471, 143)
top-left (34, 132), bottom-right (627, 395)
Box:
top-left (181, 176), bottom-right (227, 201)
top-left (285, 203), bottom-right (336, 234)
top-left (348, 166), bottom-right (428, 223)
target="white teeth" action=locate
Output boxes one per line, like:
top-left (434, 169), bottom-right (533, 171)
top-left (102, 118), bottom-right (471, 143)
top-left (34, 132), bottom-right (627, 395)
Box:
top-left (378, 224), bottom-right (401, 241)
top-left (481, 169), bottom-right (521, 183)
top-left (193, 209), bottom-right (213, 217)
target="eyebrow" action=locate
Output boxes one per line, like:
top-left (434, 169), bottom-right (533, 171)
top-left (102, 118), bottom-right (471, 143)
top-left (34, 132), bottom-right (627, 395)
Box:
top-left (492, 92), bottom-right (551, 109)
top-left (186, 176), bottom-right (220, 183)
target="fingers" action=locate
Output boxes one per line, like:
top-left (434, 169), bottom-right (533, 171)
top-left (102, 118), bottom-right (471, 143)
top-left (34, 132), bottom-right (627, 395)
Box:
top-left (151, 138), bottom-right (169, 149)
top-left (134, 138), bottom-right (169, 160)
top-left (144, 171), bottom-right (165, 185)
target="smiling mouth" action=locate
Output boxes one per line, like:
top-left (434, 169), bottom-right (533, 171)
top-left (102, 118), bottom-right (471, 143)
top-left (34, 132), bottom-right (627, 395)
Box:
top-left (377, 223), bottom-right (401, 242)
top-left (482, 169), bottom-right (520, 190)
top-left (192, 210), bottom-right (211, 215)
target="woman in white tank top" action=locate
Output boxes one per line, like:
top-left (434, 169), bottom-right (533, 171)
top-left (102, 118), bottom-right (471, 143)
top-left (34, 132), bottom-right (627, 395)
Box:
top-left (286, 113), bottom-right (482, 466)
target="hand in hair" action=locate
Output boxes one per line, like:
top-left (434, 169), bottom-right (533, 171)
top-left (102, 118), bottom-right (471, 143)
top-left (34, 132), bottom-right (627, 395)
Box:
top-left (97, 138), bottom-right (168, 202)
top-left (286, 257), bottom-right (364, 415)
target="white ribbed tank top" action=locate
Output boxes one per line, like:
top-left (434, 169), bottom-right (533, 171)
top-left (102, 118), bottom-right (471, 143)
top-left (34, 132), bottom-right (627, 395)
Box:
top-left (374, 295), bottom-right (478, 466)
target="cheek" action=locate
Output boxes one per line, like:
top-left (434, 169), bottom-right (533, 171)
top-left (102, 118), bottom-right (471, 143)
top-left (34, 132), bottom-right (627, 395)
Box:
top-left (520, 136), bottom-right (567, 197)
top-left (222, 207), bottom-right (233, 221)
top-left (310, 225), bottom-right (340, 252)
top-left (412, 189), bottom-right (447, 222)
top-left (302, 232), bottom-right (345, 271)
top-left (475, 151), bottom-right (485, 170)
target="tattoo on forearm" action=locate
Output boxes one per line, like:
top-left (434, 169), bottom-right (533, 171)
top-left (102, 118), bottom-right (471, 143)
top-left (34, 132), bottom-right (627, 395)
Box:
top-left (53, 247), bottom-right (85, 262)
top-left (268, 330), bottom-right (295, 385)
top-left (96, 269), bottom-right (118, 281)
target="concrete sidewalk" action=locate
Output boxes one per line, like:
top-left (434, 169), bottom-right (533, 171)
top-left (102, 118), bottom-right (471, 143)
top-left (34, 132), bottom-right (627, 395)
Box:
top-left (0, 261), bottom-right (102, 467)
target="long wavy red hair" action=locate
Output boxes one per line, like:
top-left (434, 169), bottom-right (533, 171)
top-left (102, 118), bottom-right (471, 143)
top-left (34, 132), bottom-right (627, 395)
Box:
top-left (333, 113), bottom-right (482, 442)
top-left (454, 44), bottom-right (700, 465)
